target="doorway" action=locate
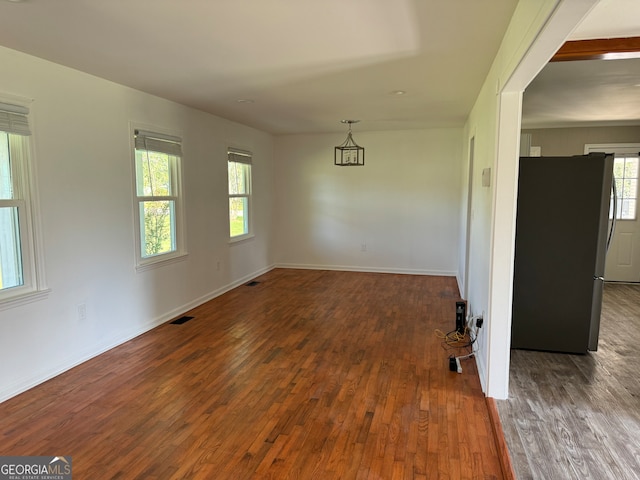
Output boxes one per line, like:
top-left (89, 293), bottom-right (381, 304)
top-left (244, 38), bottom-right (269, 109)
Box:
top-left (463, 136), bottom-right (475, 300)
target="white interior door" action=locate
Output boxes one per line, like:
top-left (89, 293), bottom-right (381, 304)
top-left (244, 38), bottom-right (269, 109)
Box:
top-left (586, 144), bottom-right (640, 282)
top-left (606, 216), bottom-right (640, 281)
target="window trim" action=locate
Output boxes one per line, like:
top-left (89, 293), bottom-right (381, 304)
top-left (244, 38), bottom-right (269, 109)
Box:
top-left (227, 147), bottom-right (253, 242)
top-left (0, 97), bottom-right (49, 309)
top-left (131, 123), bottom-right (187, 271)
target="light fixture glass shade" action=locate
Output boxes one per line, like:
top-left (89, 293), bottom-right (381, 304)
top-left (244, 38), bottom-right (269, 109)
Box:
top-left (335, 121), bottom-right (364, 166)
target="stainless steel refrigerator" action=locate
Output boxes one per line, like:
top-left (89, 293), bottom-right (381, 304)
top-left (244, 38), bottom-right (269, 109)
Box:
top-left (511, 152), bottom-right (614, 354)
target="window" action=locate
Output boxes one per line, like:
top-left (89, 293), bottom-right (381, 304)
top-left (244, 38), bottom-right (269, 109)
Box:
top-left (586, 144), bottom-right (640, 220)
top-left (611, 154), bottom-right (638, 220)
top-left (0, 101), bottom-right (47, 306)
top-left (133, 129), bottom-right (184, 267)
top-left (228, 148), bottom-right (252, 239)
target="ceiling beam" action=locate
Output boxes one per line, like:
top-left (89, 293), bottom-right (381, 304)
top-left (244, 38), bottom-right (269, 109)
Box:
top-left (551, 37), bottom-right (640, 61)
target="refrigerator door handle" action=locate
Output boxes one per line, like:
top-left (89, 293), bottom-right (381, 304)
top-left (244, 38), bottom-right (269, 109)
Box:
top-left (607, 175), bottom-right (618, 252)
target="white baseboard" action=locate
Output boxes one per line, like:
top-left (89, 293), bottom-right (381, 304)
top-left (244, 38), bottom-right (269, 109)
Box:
top-left (276, 262), bottom-right (456, 277)
top-left (0, 264), bottom-right (277, 404)
top-left (2, 263), bottom-right (460, 403)
top-left (475, 349), bottom-right (488, 395)
top-left (456, 274), bottom-right (464, 298)
top-left (176, 264), bottom-right (276, 314)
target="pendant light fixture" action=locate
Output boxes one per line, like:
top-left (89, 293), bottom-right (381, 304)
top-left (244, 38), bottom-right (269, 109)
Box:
top-left (334, 120), bottom-right (364, 166)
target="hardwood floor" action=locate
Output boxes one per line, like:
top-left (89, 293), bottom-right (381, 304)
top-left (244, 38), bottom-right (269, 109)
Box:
top-left (497, 282), bottom-right (640, 480)
top-left (0, 269), bottom-right (505, 479)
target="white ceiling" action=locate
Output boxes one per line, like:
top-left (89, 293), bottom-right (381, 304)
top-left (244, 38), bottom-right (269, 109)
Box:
top-left (1, 1), bottom-right (638, 134)
top-left (0, 0), bottom-right (519, 134)
top-left (567, 0), bottom-right (640, 41)
top-left (522, 0), bottom-right (640, 129)
top-left (522, 57), bottom-right (640, 128)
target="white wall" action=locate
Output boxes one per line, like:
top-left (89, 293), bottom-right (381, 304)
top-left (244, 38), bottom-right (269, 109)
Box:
top-left (0, 46), bottom-right (275, 402)
top-left (274, 129), bottom-right (463, 275)
top-left (462, 0), bottom-right (600, 398)
top-left (522, 125), bottom-right (640, 156)
top-left (0, 0), bottom-right (607, 404)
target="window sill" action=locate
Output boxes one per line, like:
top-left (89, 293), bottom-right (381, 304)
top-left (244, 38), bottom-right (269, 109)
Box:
top-left (135, 252), bottom-right (188, 272)
top-left (229, 234), bottom-right (255, 245)
top-left (0, 288), bottom-right (51, 312)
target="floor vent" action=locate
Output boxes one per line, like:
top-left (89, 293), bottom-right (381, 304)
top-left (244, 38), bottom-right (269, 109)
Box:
top-left (170, 316), bottom-right (194, 325)
top-left (246, 281), bottom-right (260, 287)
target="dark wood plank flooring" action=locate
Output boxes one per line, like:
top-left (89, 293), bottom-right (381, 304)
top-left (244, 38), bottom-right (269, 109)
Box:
top-left (497, 282), bottom-right (640, 480)
top-left (0, 269), bottom-right (505, 479)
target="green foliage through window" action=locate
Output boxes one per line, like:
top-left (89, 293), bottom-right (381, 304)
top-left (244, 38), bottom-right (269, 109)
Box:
top-left (134, 131), bottom-right (181, 261)
top-left (0, 132), bottom-right (25, 291)
top-left (228, 155), bottom-right (251, 238)
top-left (612, 155), bottom-right (638, 220)
top-left (140, 200), bottom-right (175, 257)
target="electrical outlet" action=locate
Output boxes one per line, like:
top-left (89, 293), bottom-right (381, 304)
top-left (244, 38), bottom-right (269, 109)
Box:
top-left (77, 303), bottom-right (87, 322)
top-left (361, 243), bottom-right (367, 252)
top-left (476, 316), bottom-right (484, 328)
top-left (216, 260), bottom-right (221, 271)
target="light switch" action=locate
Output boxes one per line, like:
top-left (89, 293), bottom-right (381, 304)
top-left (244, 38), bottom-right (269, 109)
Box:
top-left (482, 168), bottom-right (491, 187)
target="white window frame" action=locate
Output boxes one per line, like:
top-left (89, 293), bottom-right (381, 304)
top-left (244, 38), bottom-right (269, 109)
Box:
top-left (227, 148), bottom-right (253, 242)
top-left (0, 98), bottom-right (48, 309)
top-left (585, 143), bottom-right (640, 221)
top-left (131, 125), bottom-right (186, 270)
